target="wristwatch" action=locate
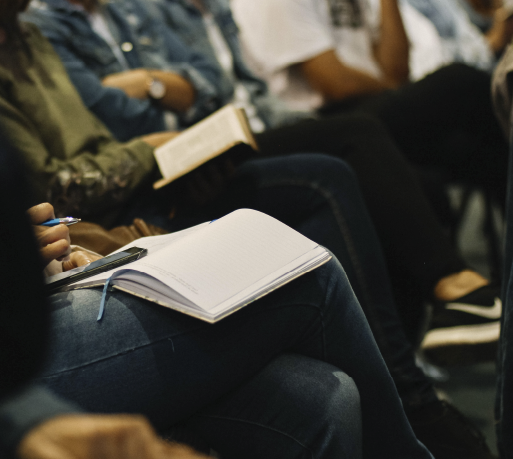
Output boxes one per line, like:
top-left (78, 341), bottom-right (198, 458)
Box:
top-left (147, 74), bottom-right (166, 100)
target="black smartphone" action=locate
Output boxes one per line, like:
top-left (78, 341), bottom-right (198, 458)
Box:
top-left (45, 246), bottom-right (147, 292)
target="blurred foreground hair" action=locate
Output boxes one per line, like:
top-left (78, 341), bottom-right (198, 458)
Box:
top-left (0, 0), bottom-right (30, 44)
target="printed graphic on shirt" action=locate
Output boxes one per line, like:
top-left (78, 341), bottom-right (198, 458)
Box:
top-left (327, 0), bottom-right (363, 28)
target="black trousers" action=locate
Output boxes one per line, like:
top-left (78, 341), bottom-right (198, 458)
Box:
top-left (348, 63), bottom-right (507, 201)
top-left (258, 60), bottom-right (508, 284)
top-left (256, 115), bottom-right (468, 335)
top-left (257, 64), bottom-right (507, 333)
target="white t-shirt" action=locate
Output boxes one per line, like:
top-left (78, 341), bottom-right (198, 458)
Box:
top-left (393, 0), bottom-right (448, 81)
top-left (232, 0), bottom-right (459, 110)
top-left (405, 0), bottom-right (493, 73)
top-left (232, 0), bottom-right (383, 111)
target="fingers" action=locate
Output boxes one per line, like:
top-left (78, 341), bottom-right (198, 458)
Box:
top-left (40, 238), bottom-right (71, 265)
top-left (35, 224), bottom-right (71, 266)
top-left (62, 251), bottom-right (103, 271)
top-left (75, 415), bottom-right (161, 459)
top-left (26, 203), bottom-right (55, 225)
top-left (114, 417), bottom-right (157, 459)
top-left (36, 223), bottom-right (69, 248)
top-left (141, 131), bottom-right (181, 147)
top-left (28, 203), bottom-right (70, 266)
top-left (18, 414), bottom-right (212, 459)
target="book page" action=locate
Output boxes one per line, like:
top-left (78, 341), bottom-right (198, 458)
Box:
top-left (209, 247), bottom-right (330, 316)
top-left (114, 209), bottom-right (319, 311)
top-left (154, 104), bottom-right (249, 181)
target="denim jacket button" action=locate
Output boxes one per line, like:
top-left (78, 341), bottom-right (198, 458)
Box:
top-left (121, 42), bottom-right (134, 52)
top-left (139, 36), bottom-right (152, 46)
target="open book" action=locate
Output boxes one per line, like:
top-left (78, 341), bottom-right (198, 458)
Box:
top-left (69, 209), bottom-right (331, 323)
top-left (153, 104), bottom-right (258, 189)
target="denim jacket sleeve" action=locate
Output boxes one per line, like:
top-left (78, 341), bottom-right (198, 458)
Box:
top-left (128, 0), bottom-right (222, 126)
top-left (23, 16), bottom-right (169, 141)
top-left (23, 4), bottom-right (221, 140)
top-left (59, 45), bottom-right (168, 142)
top-left (145, 23), bottom-right (222, 126)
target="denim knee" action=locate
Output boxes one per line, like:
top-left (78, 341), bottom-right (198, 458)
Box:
top-left (241, 152), bottom-right (358, 186)
top-left (272, 354), bottom-right (362, 459)
top-left (268, 354), bottom-right (363, 458)
top-left (266, 153), bottom-right (363, 206)
top-left (289, 152), bottom-right (359, 186)
top-left (189, 353), bottom-right (362, 459)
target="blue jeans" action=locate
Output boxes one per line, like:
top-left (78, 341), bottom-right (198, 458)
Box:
top-left (41, 258), bottom-right (432, 459)
top-left (120, 153), bottom-right (436, 411)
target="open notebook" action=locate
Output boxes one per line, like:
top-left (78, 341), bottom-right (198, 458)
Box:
top-left (69, 209), bottom-right (331, 323)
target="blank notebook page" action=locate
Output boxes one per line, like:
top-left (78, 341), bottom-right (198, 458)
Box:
top-left (130, 209), bottom-right (318, 310)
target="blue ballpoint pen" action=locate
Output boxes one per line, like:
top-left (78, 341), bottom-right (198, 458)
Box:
top-left (41, 217), bottom-right (82, 227)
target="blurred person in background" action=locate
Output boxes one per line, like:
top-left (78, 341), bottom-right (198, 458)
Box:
top-left (397, 0), bottom-right (513, 79)
top-left (231, 0), bottom-right (508, 208)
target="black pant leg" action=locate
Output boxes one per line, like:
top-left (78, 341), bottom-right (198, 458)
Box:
top-left (355, 63), bottom-right (508, 202)
top-left (256, 114), bottom-right (466, 301)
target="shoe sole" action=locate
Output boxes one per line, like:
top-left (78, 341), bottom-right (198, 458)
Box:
top-left (421, 322), bottom-right (500, 366)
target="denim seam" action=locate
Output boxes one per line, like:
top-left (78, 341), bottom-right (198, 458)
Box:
top-left (40, 326), bottom-right (205, 377)
top-left (41, 300), bottom-right (329, 378)
top-left (258, 179), bottom-right (423, 391)
top-left (314, 301), bottom-right (328, 363)
top-left (193, 413), bottom-right (315, 459)
top-left (256, 178), bottom-right (396, 364)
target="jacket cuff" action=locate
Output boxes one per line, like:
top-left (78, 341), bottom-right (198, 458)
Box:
top-left (167, 63), bottom-right (219, 126)
top-left (0, 385), bottom-right (82, 457)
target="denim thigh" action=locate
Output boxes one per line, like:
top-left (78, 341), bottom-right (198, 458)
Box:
top-left (39, 257), bottom-right (432, 459)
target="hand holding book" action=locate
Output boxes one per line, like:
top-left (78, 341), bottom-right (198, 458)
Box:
top-left (153, 104), bottom-right (258, 189)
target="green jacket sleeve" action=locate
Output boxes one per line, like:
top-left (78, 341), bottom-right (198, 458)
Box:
top-left (0, 92), bottom-right (156, 219)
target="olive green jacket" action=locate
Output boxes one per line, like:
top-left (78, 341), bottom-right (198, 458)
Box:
top-left (0, 24), bottom-right (156, 223)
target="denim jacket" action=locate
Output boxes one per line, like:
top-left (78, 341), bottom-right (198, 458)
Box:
top-left (149, 0), bottom-right (312, 129)
top-left (405, 0), bottom-right (494, 72)
top-left (22, 0), bottom-right (222, 141)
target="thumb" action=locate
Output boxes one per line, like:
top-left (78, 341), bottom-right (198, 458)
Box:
top-left (62, 252), bottom-right (99, 271)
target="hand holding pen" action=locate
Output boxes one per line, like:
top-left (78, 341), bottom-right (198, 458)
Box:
top-left (27, 203), bottom-right (73, 266)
